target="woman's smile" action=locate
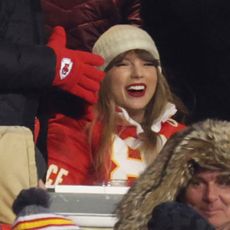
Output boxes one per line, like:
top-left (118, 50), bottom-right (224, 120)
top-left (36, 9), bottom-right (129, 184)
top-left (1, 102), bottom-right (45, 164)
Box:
top-left (126, 83), bottom-right (146, 97)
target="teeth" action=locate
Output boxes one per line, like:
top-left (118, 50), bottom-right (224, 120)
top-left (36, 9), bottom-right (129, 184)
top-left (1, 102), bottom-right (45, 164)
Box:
top-left (127, 85), bottom-right (145, 90)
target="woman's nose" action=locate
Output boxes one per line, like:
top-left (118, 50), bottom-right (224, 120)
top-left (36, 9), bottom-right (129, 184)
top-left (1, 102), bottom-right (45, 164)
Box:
top-left (131, 65), bottom-right (144, 78)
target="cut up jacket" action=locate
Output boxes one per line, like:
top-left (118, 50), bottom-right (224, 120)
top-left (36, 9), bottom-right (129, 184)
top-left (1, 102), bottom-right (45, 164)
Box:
top-left (0, 0), bottom-right (55, 130)
top-left (0, 0), bottom-right (55, 181)
top-left (46, 103), bottom-right (185, 186)
top-left (0, 0), bottom-right (56, 225)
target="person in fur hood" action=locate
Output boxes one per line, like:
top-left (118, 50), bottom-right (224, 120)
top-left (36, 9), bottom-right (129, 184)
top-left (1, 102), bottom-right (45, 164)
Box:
top-left (115, 119), bottom-right (230, 230)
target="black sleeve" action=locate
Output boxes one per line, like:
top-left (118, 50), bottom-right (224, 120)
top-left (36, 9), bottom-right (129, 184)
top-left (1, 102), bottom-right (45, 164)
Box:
top-left (0, 42), bottom-right (56, 90)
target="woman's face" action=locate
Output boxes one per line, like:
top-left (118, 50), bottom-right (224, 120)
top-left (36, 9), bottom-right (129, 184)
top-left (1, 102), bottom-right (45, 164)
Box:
top-left (107, 51), bottom-right (158, 122)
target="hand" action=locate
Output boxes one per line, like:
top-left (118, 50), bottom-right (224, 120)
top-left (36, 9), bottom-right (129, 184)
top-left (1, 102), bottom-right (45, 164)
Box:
top-left (48, 26), bottom-right (105, 104)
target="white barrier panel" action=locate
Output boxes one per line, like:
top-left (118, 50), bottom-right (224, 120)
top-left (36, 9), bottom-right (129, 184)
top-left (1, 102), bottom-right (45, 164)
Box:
top-left (48, 185), bottom-right (130, 229)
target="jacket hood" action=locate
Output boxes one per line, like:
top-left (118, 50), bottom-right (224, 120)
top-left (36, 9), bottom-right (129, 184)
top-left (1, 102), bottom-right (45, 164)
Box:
top-left (115, 119), bottom-right (230, 229)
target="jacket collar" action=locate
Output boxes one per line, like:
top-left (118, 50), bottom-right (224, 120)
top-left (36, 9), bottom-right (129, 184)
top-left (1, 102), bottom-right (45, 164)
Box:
top-left (116, 102), bottom-right (177, 134)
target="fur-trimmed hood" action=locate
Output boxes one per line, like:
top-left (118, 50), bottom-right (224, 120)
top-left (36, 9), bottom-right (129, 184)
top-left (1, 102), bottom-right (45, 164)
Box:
top-left (115, 119), bottom-right (230, 229)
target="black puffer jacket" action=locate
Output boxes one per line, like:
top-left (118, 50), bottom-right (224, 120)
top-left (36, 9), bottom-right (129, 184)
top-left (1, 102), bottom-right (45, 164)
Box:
top-left (0, 0), bottom-right (55, 130)
top-left (41, 0), bottom-right (142, 50)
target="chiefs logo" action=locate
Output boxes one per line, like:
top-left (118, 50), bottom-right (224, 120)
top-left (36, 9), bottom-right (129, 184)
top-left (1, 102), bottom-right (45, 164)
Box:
top-left (60, 58), bottom-right (73, 80)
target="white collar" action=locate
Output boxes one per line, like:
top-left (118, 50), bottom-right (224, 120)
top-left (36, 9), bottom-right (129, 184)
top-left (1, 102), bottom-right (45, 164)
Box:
top-left (117, 102), bottom-right (177, 135)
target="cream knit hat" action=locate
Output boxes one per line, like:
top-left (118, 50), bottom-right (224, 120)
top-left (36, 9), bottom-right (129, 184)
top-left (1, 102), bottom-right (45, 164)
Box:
top-left (93, 24), bottom-right (160, 70)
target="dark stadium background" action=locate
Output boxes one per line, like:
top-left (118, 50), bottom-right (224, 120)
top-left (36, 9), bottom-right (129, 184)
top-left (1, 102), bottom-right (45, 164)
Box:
top-left (142, 0), bottom-right (230, 123)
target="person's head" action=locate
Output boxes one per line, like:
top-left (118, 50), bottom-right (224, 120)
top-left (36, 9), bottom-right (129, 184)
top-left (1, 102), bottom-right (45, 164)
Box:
top-left (93, 24), bottom-right (174, 124)
top-left (115, 119), bottom-right (230, 230)
top-left (12, 187), bottom-right (79, 229)
top-left (182, 167), bottom-right (230, 229)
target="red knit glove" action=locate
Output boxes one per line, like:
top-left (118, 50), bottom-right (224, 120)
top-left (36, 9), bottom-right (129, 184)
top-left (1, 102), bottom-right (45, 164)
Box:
top-left (48, 26), bottom-right (105, 104)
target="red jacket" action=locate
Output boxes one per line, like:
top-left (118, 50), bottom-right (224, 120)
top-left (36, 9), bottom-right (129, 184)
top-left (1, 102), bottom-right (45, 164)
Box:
top-left (45, 106), bottom-right (185, 186)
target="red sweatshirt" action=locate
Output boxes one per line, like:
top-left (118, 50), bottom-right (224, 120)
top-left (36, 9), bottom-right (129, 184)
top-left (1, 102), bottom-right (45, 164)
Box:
top-left (46, 104), bottom-right (185, 186)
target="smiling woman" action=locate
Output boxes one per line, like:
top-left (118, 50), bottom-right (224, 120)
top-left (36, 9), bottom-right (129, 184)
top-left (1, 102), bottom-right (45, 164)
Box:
top-left (90, 25), bottom-right (186, 183)
top-left (46, 25), bottom-right (187, 186)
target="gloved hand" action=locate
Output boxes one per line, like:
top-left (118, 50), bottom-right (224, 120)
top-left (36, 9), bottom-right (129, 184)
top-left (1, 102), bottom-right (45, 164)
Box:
top-left (48, 26), bottom-right (105, 104)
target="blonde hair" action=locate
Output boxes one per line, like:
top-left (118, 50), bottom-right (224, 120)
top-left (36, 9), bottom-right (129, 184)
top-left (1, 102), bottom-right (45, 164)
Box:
top-left (89, 49), bottom-right (183, 181)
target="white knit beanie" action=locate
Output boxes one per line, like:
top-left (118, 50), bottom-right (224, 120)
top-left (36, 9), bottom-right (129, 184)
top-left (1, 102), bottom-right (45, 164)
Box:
top-left (93, 24), bottom-right (160, 70)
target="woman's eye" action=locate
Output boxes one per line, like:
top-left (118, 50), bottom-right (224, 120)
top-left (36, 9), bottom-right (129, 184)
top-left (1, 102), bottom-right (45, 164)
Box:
top-left (115, 62), bottom-right (128, 67)
top-left (144, 62), bottom-right (156, 66)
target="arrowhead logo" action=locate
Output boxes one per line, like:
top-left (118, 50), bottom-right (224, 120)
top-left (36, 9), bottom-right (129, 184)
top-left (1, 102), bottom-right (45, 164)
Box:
top-left (60, 58), bottom-right (73, 80)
